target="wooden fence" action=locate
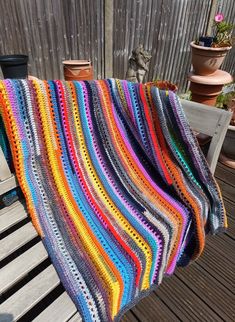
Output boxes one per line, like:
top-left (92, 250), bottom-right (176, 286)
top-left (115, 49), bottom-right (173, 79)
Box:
top-left (0, 0), bottom-right (234, 91)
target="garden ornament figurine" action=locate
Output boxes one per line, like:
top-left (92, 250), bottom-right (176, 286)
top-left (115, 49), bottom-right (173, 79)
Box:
top-left (126, 45), bottom-right (151, 83)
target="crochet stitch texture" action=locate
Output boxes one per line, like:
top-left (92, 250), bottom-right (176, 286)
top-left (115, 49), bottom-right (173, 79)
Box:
top-left (0, 79), bottom-right (226, 321)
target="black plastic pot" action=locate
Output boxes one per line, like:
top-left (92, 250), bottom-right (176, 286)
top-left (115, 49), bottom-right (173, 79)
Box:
top-left (198, 36), bottom-right (215, 47)
top-left (0, 54), bottom-right (28, 79)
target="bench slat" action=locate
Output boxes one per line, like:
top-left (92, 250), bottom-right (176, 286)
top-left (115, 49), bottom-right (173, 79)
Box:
top-left (0, 265), bottom-right (60, 321)
top-left (68, 313), bottom-right (82, 322)
top-left (0, 222), bottom-right (38, 262)
top-left (0, 175), bottom-right (18, 196)
top-left (0, 201), bottom-right (27, 234)
top-left (33, 292), bottom-right (77, 322)
top-left (0, 241), bottom-right (48, 294)
top-left (0, 201), bottom-right (21, 216)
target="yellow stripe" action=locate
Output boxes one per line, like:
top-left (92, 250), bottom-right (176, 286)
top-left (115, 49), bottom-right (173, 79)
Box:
top-left (72, 81), bottom-right (152, 290)
top-left (33, 80), bottom-right (120, 318)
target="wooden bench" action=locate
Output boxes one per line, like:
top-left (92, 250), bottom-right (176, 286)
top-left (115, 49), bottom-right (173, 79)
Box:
top-left (0, 100), bottom-right (231, 321)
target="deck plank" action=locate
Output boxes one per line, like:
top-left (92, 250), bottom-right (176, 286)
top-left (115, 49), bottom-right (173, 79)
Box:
top-left (215, 163), bottom-right (235, 188)
top-left (206, 239), bottom-right (235, 265)
top-left (216, 178), bottom-right (235, 203)
top-left (130, 291), bottom-right (179, 322)
top-left (206, 235), bottom-right (235, 264)
top-left (223, 197), bottom-right (234, 218)
top-left (156, 274), bottom-right (221, 322)
top-left (122, 311), bottom-right (139, 322)
top-left (217, 231), bottom-right (235, 248)
top-left (196, 243), bottom-right (234, 289)
top-left (175, 264), bottom-right (235, 321)
top-left (226, 216), bottom-right (235, 239)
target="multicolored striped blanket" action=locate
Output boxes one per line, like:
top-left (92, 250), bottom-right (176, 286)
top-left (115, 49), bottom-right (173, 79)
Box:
top-left (0, 79), bottom-right (226, 321)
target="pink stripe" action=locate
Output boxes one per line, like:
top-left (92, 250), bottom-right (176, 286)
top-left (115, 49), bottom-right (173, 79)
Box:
top-left (111, 98), bottom-right (187, 273)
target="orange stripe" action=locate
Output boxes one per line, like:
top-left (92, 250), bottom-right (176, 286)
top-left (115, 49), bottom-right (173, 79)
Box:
top-left (0, 82), bottom-right (43, 236)
top-left (97, 80), bottom-right (185, 268)
top-left (145, 84), bottom-right (205, 259)
top-left (44, 80), bottom-right (124, 311)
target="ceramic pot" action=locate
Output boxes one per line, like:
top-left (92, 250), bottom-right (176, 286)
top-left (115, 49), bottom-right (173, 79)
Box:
top-left (0, 54), bottom-right (28, 79)
top-left (188, 70), bottom-right (233, 107)
top-left (190, 41), bottom-right (231, 76)
top-left (63, 60), bottom-right (93, 81)
top-left (145, 80), bottom-right (178, 92)
top-left (198, 36), bottom-right (215, 47)
top-left (189, 82), bottom-right (223, 106)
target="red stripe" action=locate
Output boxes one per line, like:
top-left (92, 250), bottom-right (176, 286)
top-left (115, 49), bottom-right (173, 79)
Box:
top-left (58, 80), bottom-right (142, 287)
top-left (140, 85), bottom-right (173, 185)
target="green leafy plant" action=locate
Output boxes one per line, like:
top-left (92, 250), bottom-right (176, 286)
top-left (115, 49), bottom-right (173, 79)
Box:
top-left (212, 13), bottom-right (234, 47)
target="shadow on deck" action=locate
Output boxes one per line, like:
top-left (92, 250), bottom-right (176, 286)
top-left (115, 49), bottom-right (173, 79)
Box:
top-left (123, 162), bottom-right (235, 322)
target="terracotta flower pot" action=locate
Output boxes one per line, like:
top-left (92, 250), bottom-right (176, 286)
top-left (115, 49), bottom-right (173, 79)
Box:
top-left (63, 60), bottom-right (93, 81)
top-left (189, 82), bottom-right (223, 106)
top-left (188, 70), bottom-right (233, 106)
top-left (190, 41), bottom-right (231, 76)
top-left (145, 80), bottom-right (178, 92)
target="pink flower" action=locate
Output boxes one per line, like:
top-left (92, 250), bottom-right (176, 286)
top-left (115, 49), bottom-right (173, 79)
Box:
top-left (215, 13), bottom-right (224, 22)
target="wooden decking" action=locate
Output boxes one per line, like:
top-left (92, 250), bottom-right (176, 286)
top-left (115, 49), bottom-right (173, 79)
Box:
top-left (123, 162), bottom-right (235, 322)
top-left (0, 162), bottom-right (234, 322)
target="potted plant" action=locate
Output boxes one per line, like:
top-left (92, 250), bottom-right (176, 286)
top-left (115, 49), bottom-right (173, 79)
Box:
top-left (216, 85), bottom-right (235, 168)
top-left (191, 13), bottom-right (234, 76)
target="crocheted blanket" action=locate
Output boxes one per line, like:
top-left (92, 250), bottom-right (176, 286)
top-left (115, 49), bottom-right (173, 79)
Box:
top-left (0, 79), bottom-right (226, 321)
